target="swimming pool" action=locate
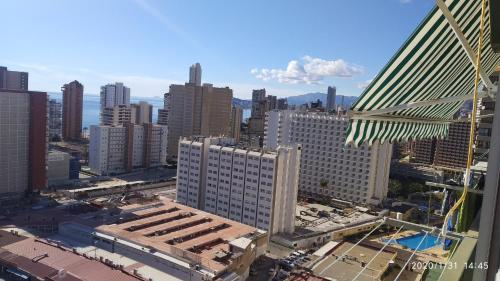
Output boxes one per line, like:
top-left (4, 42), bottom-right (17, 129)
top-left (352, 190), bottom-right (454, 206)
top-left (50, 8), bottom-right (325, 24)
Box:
top-left (395, 233), bottom-right (441, 250)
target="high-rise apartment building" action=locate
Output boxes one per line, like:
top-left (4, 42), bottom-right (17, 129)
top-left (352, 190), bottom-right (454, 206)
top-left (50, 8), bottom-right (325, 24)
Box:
top-left (0, 89), bottom-right (47, 197)
top-left (277, 98), bottom-right (288, 110)
top-left (176, 137), bottom-right (301, 234)
top-left (101, 105), bottom-right (132, 126)
top-left (230, 106), bottom-right (243, 143)
top-left (413, 139), bottom-right (436, 165)
top-left (62, 80), bottom-right (83, 141)
top-left (264, 110), bottom-right (392, 204)
top-left (189, 63), bottom-right (202, 86)
top-left (157, 92), bottom-right (171, 126)
top-left (166, 83), bottom-right (232, 156)
top-left (267, 95), bottom-right (277, 110)
top-left (251, 89), bottom-right (267, 118)
top-left (100, 82), bottom-right (130, 111)
top-left (48, 99), bottom-right (62, 141)
top-left (326, 86), bottom-right (336, 112)
top-left (131, 101), bottom-right (153, 124)
top-left (476, 93), bottom-right (497, 159)
top-left (0, 66), bottom-right (28, 90)
top-left (89, 124), bottom-right (167, 175)
top-left (434, 121), bottom-right (471, 169)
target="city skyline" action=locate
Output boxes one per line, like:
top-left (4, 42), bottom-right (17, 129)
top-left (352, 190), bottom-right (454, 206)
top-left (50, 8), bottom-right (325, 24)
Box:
top-left (1, 0), bottom-right (433, 99)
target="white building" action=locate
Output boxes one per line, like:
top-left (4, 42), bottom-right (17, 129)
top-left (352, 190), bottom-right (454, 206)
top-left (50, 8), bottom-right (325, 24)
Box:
top-left (89, 124), bottom-right (167, 175)
top-left (100, 82), bottom-right (130, 110)
top-left (264, 110), bottom-right (392, 204)
top-left (176, 137), bottom-right (300, 234)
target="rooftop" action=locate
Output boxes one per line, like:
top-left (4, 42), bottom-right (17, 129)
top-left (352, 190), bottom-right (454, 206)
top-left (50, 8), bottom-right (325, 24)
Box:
top-left (0, 230), bottom-right (141, 281)
top-left (95, 199), bottom-right (265, 273)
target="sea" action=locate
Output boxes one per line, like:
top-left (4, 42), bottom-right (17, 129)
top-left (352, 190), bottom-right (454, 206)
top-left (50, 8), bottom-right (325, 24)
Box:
top-left (48, 92), bottom-right (250, 129)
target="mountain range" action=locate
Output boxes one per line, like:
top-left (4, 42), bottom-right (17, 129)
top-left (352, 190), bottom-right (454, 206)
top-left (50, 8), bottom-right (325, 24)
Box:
top-left (232, 92), bottom-right (358, 109)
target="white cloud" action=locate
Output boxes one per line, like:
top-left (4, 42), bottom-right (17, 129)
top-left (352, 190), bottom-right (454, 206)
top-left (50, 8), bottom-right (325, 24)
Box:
top-left (357, 78), bottom-right (374, 90)
top-left (251, 56), bottom-right (364, 84)
top-left (7, 62), bottom-right (179, 97)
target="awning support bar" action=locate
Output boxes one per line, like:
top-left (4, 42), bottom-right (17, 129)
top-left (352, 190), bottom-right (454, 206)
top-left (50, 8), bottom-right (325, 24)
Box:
top-left (350, 91), bottom-right (489, 117)
top-left (436, 0), bottom-right (495, 91)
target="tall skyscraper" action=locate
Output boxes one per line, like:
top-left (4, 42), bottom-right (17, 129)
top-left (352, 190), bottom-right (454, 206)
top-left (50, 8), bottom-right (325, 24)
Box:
top-left (267, 95), bottom-right (277, 110)
top-left (189, 63), bottom-right (202, 86)
top-left (176, 137), bottom-right (301, 234)
top-left (326, 86), bottom-right (336, 112)
top-left (0, 89), bottom-right (47, 197)
top-left (230, 106), bottom-right (243, 142)
top-left (166, 83), bottom-right (232, 156)
top-left (0, 66), bottom-right (28, 90)
top-left (100, 82), bottom-right (130, 110)
top-left (251, 89), bottom-right (267, 118)
top-left (62, 80), bottom-right (83, 141)
top-left (157, 92), bottom-right (170, 125)
top-left (48, 99), bottom-right (62, 141)
top-left (264, 110), bottom-right (392, 204)
top-left (101, 105), bottom-right (132, 126)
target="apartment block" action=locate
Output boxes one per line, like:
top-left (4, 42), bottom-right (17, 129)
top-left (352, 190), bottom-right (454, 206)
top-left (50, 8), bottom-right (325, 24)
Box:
top-left (131, 101), bottom-right (153, 124)
top-left (89, 124), bottom-right (167, 175)
top-left (326, 86), bottom-right (336, 111)
top-left (476, 95), bottom-right (496, 158)
top-left (434, 120), bottom-right (471, 169)
top-left (62, 80), bottom-right (83, 140)
top-left (230, 106), bottom-right (243, 142)
top-left (189, 62), bottom-right (202, 86)
top-left (0, 89), bottom-right (48, 197)
top-left (166, 83), bottom-right (232, 156)
top-left (176, 137), bottom-right (301, 234)
top-left (48, 99), bottom-right (62, 141)
top-left (100, 82), bottom-right (130, 110)
top-left (413, 138), bottom-right (436, 165)
top-left (101, 105), bottom-right (132, 126)
top-left (0, 66), bottom-right (28, 90)
top-left (264, 110), bottom-right (392, 204)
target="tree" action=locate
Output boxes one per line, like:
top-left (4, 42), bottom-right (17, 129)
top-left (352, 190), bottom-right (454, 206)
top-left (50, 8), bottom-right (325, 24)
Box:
top-left (388, 179), bottom-right (403, 197)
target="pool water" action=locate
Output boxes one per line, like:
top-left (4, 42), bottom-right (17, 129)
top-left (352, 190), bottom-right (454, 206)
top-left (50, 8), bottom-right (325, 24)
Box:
top-left (395, 233), bottom-right (441, 250)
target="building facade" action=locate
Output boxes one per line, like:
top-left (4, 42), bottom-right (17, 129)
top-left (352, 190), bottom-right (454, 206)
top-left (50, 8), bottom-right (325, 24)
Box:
top-left (264, 110), bottom-right (392, 204)
top-left (189, 62), bottom-right (202, 86)
top-left (326, 86), bottom-right (336, 112)
top-left (89, 124), bottom-right (167, 175)
top-left (62, 80), bottom-right (83, 140)
top-left (101, 105), bottom-right (132, 126)
top-left (0, 66), bottom-right (28, 90)
top-left (413, 139), bottom-right (437, 165)
top-left (434, 120), bottom-right (471, 169)
top-left (0, 89), bottom-right (48, 197)
top-left (48, 99), bottom-right (62, 141)
top-left (230, 106), bottom-right (243, 143)
top-left (176, 137), bottom-right (301, 234)
top-left (131, 101), bottom-right (153, 124)
top-left (166, 83), bottom-right (232, 157)
top-left (100, 82), bottom-right (130, 111)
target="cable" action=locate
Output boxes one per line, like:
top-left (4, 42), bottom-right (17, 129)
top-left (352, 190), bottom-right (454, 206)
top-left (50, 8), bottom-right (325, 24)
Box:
top-left (393, 231), bottom-right (429, 281)
top-left (315, 219), bottom-right (385, 274)
top-left (441, 0), bottom-right (488, 236)
top-left (352, 225), bottom-right (404, 281)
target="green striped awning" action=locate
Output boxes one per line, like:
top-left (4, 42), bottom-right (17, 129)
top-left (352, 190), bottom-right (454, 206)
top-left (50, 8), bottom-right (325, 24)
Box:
top-left (346, 0), bottom-right (500, 147)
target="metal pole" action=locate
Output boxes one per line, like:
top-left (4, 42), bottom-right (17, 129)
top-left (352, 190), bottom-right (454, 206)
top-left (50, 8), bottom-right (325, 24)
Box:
top-left (474, 73), bottom-right (500, 281)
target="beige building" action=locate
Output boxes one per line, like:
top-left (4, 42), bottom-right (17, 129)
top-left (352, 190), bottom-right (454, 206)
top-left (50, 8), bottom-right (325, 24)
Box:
top-left (131, 101), bottom-right (152, 124)
top-left (230, 106), bottom-right (243, 142)
top-left (166, 83), bottom-right (232, 157)
top-left (101, 105), bottom-right (132, 126)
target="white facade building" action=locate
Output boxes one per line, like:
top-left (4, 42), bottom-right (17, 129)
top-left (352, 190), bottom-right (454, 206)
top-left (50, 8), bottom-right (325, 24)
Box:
top-left (176, 137), bottom-right (300, 234)
top-left (264, 110), bottom-right (392, 204)
top-left (89, 124), bottom-right (167, 175)
top-left (100, 82), bottom-right (130, 110)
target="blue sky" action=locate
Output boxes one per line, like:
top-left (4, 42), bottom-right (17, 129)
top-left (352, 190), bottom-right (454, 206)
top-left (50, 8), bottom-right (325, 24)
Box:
top-left (1, 0), bottom-right (434, 99)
